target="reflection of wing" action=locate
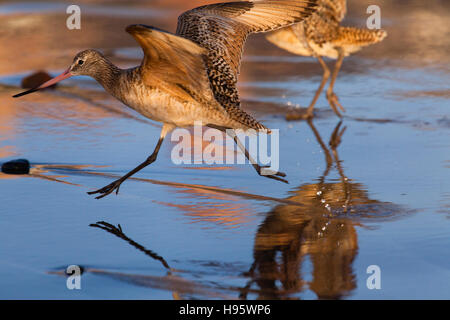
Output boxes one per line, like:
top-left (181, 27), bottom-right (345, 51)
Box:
top-left (126, 24), bottom-right (210, 103)
top-left (176, 1), bottom-right (318, 120)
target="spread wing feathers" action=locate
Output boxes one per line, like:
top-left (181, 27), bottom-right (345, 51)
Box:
top-left (177, 1), bottom-right (318, 78)
top-left (175, 0), bottom-right (318, 129)
top-left (126, 24), bottom-right (210, 103)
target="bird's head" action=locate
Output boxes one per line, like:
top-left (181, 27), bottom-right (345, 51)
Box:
top-left (13, 49), bottom-right (107, 98)
top-left (68, 49), bottom-right (106, 77)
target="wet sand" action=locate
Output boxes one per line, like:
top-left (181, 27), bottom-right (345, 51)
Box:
top-left (0, 0), bottom-right (449, 299)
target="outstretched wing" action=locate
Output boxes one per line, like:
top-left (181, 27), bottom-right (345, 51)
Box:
top-left (126, 24), bottom-right (211, 103)
top-left (176, 0), bottom-right (318, 115)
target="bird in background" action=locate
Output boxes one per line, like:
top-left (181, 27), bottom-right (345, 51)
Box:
top-left (265, 0), bottom-right (387, 119)
top-left (13, 0), bottom-right (319, 199)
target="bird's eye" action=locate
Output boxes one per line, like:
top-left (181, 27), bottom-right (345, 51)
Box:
top-left (78, 60), bottom-right (84, 65)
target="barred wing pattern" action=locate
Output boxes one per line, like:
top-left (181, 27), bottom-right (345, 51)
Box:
top-left (126, 25), bottom-right (212, 104)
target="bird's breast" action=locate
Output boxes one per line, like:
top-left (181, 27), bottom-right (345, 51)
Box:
top-left (117, 84), bottom-right (224, 127)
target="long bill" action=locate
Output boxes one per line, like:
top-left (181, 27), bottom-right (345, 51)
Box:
top-left (12, 68), bottom-right (72, 98)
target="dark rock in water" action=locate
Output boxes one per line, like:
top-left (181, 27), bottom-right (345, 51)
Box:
top-left (21, 71), bottom-right (57, 89)
top-left (1, 159), bottom-right (30, 175)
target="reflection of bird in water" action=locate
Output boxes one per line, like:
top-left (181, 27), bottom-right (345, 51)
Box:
top-left (13, 0), bottom-right (322, 198)
top-left (87, 121), bottom-right (405, 300)
top-left (265, 0), bottom-right (387, 119)
top-left (239, 120), bottom-right (389, 299)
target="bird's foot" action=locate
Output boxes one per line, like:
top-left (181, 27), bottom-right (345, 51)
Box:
top-left (326, 92), bottom-right (345, 117)
top-left (258, 166), bottom-right (288, 184)
top-left (87, 179), bottom-right (124, 199)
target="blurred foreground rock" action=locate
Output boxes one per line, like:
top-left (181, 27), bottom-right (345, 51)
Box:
top-left (21, 71), bottom-right (56, 89)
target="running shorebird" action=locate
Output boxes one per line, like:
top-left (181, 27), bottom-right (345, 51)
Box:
top-left (266, 0), bottom-right (387, 118)
top-left (13, 0), bottom-right (318, 199)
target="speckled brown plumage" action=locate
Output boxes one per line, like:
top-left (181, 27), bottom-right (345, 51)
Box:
top-left (266, 0), bottom-right (387, 118)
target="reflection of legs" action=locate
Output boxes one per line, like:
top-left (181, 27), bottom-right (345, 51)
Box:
top-left (326, 48), bottom-right (346, 117)
top-left (306, 56), bottom-right (331, 118)
top-left (239, 261), bottom-right (258, 300)
top-left (307, 119), bottom-right (333, 168)
top-left (307, 120), bottom-right (351, 209)
top-left (329, 121), bottom-right (346, 151)
top-left (328, 121), bottom-right (352, 210)
top-left (90, 221), bottom-right (171, 270)
top-left (88, 124), bottom-right (173, 199)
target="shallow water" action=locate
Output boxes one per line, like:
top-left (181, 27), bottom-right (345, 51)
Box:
top-left (0, 0), bottom-right (449, 299)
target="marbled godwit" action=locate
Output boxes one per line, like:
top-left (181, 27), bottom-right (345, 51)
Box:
top-left (266, 0), bottom-right (387, 118)
top-left (13, 0), bottom-right (318, 199)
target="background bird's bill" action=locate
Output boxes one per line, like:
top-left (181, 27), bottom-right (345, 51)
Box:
top-left (12, 68), bottom-right (72, 98)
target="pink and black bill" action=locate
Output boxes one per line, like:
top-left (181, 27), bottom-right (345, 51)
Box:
top-left (13, 68), bottom-right (72, 98)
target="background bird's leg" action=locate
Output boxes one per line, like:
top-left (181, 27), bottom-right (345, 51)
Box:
top-left (306, 55), bottom-right (331, 118)
top-left (326, 47), bottom-right (345, 116)
top-left (291, 26), bottom-right (330, 119)
top-left (88, 124), bottom-right (174, 199)
top-left (213, 127), bottom-right (288, 184)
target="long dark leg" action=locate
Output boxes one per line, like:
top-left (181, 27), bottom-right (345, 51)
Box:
top-left (290, 27), bottom-right (330, 120)
top-left (88, 125), bottom-right (173, 199)
top-left (226, 129), bottom-right (288, 184)
top-left (306, 56), bottom-right (331, 118)
top-left (326, 48), bottom-right (346, 117)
